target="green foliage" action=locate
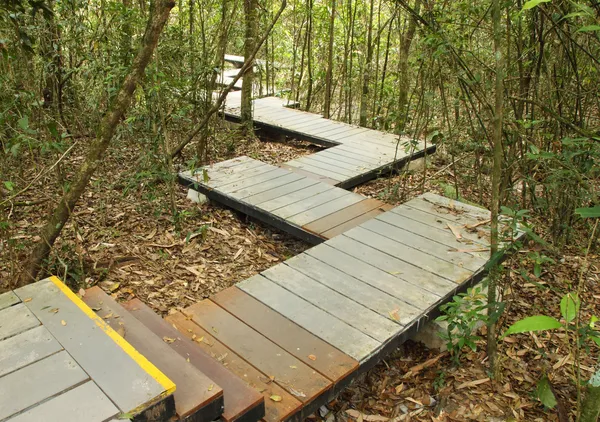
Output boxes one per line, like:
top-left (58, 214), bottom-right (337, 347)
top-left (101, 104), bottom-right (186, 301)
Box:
top-left (503, 315), bottom-right (562, 336)
top-left (535, 376), bottom-right (557, 409)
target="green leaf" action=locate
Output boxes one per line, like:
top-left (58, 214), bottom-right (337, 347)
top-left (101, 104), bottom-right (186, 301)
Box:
top-left (3, 181), bottom-right (14, 192)
top-left (522, 0), bottom-right (550, 11)
top-left (17, 115), bottom-right (29, 131)
top-left (560, 293), bottom-right (580, 323)
top-left (536, 376), bottom-right (557, 408)
top-left (202, 168), bottom-right (210, 183)
top-left (577, 25), bottom-right (600, 32)
top-left (504, 316), bottom-right (562, 337)
top-left (575, 207), bottom-right (600, 218)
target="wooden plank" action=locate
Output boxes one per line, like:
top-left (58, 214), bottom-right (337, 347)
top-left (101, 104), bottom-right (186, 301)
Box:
top-left (0, 303), bottom-right (40, 341)
top-left (376, 211), bottom-right (489, 259)
top-left (165, 312), bottom-right (300, 422)
top-left (123, 298), bottom-right (265, 422)
top-left (307, 153), bottom-right (375, 173)
top-left (8, 381), bottom-right (119, 422)
top-left (182, 300), bottom-right (332, 403)
top-left (83, 287), bottom-right (223, 421)
top-left (294, 155), bottom-right (362, 176)
top-left (361, 218), bottom-right (487, 272)
top-left (238, 275), bottom-right (381, 361)
top-left (405, 197), bottom-right (489, 227)
top-left (272, 188), bottom-right (349, 219)
top-left (320, 146), bottom-right (385, 165)
top-left (304, 199), bottom-right (385, 235)
top-left (278, 164), bottom-right (340, 185)
top-left (284, 160), bottom-right (347, 182)
top-left (315, 149), bottom-right (381, 168)
top-left (332, 144), bottom-right (391, 160)
top-left (211, 287), bottom-right (358, 382)
top-left (261, 264), bottom-right (400, 342)
top-left (261, 182), bottom-right (336, 213)
top-left (420, 192), bottom-right (490, 220)
top-left (244, 177), bottom-right (319, 206)
top-left (0, 351), bottom-right (89, 420)
top-left (0, 325), bottom-right (62, 377)
top-left (230, 172), bottom-right (305, 200)
top-left (343, 226), bottom-right (474, 283)
top-left (285, 254), bottom-right (420, 326)
top-left (321, 208), bottom-right (387, 239)
top-left (326, 234), bottom-right (458, 295)
top-left (0, 291), bottom-right (19, 311)
top-left (287, 193), bottom-right (365, 226)
top-left (209, 164), bottom-right (278, 189)
top-left (15, 279), bottom-right (169, 414)
top-left (322, 126), bottom-right (371, 140)
top-left (305, 244), bottom-right (441, 309)
top-left (390, 205), bottom-right (490, 246)
top-left (219, 168), bottom-right (291, 194)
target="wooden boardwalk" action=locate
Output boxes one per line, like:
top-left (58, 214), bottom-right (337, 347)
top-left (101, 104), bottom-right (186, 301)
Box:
top-left (168, 193), bottom-right (495, 421)
top-left (180, 156), bottom-right (394, 243)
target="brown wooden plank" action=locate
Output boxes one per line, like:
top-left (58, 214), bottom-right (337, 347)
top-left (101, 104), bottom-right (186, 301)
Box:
top-left (211, 287), bottom-right (358, 382)
top-left (303, 199), bottom-right (386, 235)
top-left (123, 299), bottom-right (264, 422)
top-left (320, 208), bottom-right (388, 239)
top-left (182, 301), bottom-right (332, 403)
top-left (83, 287), bottom-right (223, 421)
top-left (165, 312), bottom-right (301, 422)
top-left (279, 164), bottom-right (339, 185)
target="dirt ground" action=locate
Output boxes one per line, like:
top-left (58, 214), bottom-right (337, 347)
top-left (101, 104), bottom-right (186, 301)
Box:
top-left (2, 123), bottom-right (598, 421)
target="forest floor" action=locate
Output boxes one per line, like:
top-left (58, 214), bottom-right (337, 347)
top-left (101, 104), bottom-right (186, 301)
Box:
top-left (2, 122), bottom-right (598, 422)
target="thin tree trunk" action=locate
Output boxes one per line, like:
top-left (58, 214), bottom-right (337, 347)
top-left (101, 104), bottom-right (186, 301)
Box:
top-left (18, 0), bottom-right (175, 286)
top-left (305, 0), bottom-right (313, 111)
top-left (396, 0), bottom-right (419, 132)
top-left (240, 0), bottom-right (258, 133)
top-left (359, 0), bottom-right (374, 127)
top-left (323, 0), bottom-right (336, 118)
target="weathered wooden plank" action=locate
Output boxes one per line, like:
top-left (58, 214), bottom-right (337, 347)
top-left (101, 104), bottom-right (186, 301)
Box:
top-left (0, 351), bottom-right (89, 420)
top-left (219, 168), bottom-right (291, 194)
top-left (332, 144), bottom-right (391, 160)
top-left (315, 149), bottom-right (381, 168)
top-left (15, 279), bottom-right (170, 414)
top-left (404, 197), bottom-right (489, 227)
top-left (182, 300), bottom-right (332, 402)
top-left (420, 192), bottom-right (490, 220)
top-left (0, 303), bottom-right (40, 341)
top-left (320, 146), bottom-right (385, 165)
top-left (230, 172), bottom-right (305, 200)
top-left (308, 153), bottom-right (375, 173)
top-left (321, 208), bottom-right (388, 239)
top-left (326, 234), bottom-right (458, 294)
top-left (323, 126), bottom-right (371, 140)
top-left (278, 164), bottom-right (340, 186)
top-left (262, 264), bottom-right (400, 342)
top-left (209, 164), bottom-right (278, 189)
top-left (123, 298), bottom-right (265, 422)
top-left (292, 156), bottom-right (359, 178)
top-left (245, 177), bottom-right (318, 206)
top-left (0, 291), bottom-right (19, 311)
top-left (211, 287), bottom-right (358, 382)
top-left (8, 381), bottom-right (119, 422)
top-left (259, 182), bottom-right (335, 212)
top-left (376, 211), bottom-right (489, 259)
top-left (166, 312), bottom-right (300, 422)
top-left (272, 188), bottom-right (350, 219)
top-left (390, 205), bottom-right (490, 246)
top-left (304, 244), bottom-right (440, 310)
top-left (288, 193), bottom-right (364, 226)
top-left (83, 287), bottom-right (223, 421)
top-left (361, 218), bottom-right (487, 272)
top-left (304, 199), bottom-right (385, 235)
top-left (0, 325), bottom-right (62, 377)
top-left (284, 160), bottom-right (347, 182)
top-left (238, 275), bottom-right (381, 361)
top-left (285, 254), bottom-right (420, 325)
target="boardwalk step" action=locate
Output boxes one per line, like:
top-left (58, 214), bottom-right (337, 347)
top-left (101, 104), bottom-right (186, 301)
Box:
top-left (122, 298), bottom-right (265, 422)
top-left (83, 287), bottom-right (224, 422)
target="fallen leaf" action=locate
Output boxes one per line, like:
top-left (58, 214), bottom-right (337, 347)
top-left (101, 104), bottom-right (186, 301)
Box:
top-left (50, 308), bottom-right (59, 313)
top-left (346, 409), bottom-right (389, 422)
top-left (389, 309), bottom-right (400, 321)
top-left (208, 384), bottom-right (214, 391)
top-left (104, 313), bottom-right (114, 319)
top-left (78, 288), bottom-right (86, 297)
top-left (395, 383), bottom-right (405, 394)
top-left (109, 282), bottom-right (120, 292)
top-left (457, 377), bottom-right (490, 390)
top-left (23, 297), bottom-right (32, 302)
top-left (308, 354), bottom-right (317, 361)
top-left (289, 365), bottom-right (297, 369)
top-left (163, 336), bottom-right (175, 344)
top-left (289, 387), bottom-right (306, 398)
top-left (270, 395), bottom-right (282, 402)
top-left (195, 336), bottom-right (204, 343)
top-left (447, 223), bottom-right (463, 240)
top-left (61, 320), bottom-right (67, 326)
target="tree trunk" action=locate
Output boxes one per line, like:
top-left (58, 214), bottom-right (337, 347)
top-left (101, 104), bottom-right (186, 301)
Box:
top-left (359, 0), bottom-right (374, 127)
top-left (486, 0), bottom-right (505, 377)
top-left (17, 0), bottom-right (175, 286)
top-left (304, 0), bottom-right (313, 111)
top-left (396, 0), bottom-right (419, 132)
top-left (323, 0), bottom-right (336, 118)
top-left (240, 0), bottom-right (258, 134)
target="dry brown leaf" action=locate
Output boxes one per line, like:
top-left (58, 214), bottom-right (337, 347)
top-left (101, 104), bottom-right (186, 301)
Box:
top-left (61, 320), bottom-right (67, 326)
top-left (109, 282), bottom-right (120, 292)
top-left (346, 409), bottom-right (389, 422)
top-left (389, 309), bottom-right (400, 321)
top-left (457, 377), bottom-right (490, 390)
top-left (308, 354), bottom-right (317, 361)
top-left (23, 297), bottom-right (32, 302)
top-left (447, 223), bottom-right (463, 240)
top-left (163, 336), bottom-right (175, 344)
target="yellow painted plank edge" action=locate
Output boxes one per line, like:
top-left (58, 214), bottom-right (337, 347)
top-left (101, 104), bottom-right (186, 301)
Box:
top-left (48, 276), bottom-right (177, 399)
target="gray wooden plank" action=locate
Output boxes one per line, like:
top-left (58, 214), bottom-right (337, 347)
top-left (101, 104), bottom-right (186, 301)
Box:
top-left (219, 168), bottom-right (291, 194)
top-left (321, 146), bottom-right (386, 165)
top-left (262, 264), bottom-right (400, 342)
top-left (285, 253), bottom-right (420, 325)
top-left (326, 235), bottom-right (458, 295)
top-left (284, 159), bottom-right (347, 181)
top-left (0, 303), bottom-right (40, 341)
top-left (311, 150), bottom-right (379, 170)
top-left (272, 187), bottom-right (350, 219)
top-left (404, 197), bottom-right (489, 227)
top-left (15, 279), bottom-right (167, 413)
top-left (208, 163), bottom-right (277, 188)
top-left (230, 172), bottom-right (305, 200)
top-left (245, 177), bottom-right (319, 205)
top-left (7, 381), bottom-right (119, 422)
top-left (0, 325), bottom-right (63, 377)
top-left (0, 351), bottom-right (89, 420)
top-left (376, 211), bottom-right (489, 258)
top-left (300, 154), bottom-right (366, 173)
top-left (390, 205), bottom-right (490, 246)
top-left (291, 156), bottom-right (360, 178)
top-left (343, 226), bottom-right (474, 283)
top-left (324, 126), bottom-right (372, 141)
top-left (420, 192), bottom-right (490, 220)
top-left (333, 144), bottom-right (392, 160)
top-left (259, 182), bottom-right (335, 212)
top-left (287, 192), bottom-right (364, 226)
top-left (0, 291), bottom-right (20, 311)
top-left (305, 244), bottom-right (440, 310)
top-left (362, 218), bottom-right (487, 271)
top-left (238, 275), bottom-right (381, 361)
